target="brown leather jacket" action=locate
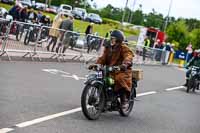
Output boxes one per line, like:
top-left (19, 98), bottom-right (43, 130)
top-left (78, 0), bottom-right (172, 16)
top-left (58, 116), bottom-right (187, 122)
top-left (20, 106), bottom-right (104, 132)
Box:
top-left (96, 43), bottom-right (134, 92)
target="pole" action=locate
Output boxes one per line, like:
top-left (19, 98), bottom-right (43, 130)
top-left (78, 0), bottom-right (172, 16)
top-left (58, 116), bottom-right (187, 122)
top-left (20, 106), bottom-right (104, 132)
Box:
top-left (121, 0), bottom-right (129, 23)
top-left (45, 0), bottom-right (48, 10)
top-left (129, 0), bottom-right (137, 23)
top-left (164, 0), bottom-right (173, 31)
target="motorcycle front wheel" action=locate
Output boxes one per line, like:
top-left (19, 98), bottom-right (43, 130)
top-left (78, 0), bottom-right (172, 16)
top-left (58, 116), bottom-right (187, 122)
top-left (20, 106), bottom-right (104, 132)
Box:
top-left (81, 84), bottom-right (105, 120)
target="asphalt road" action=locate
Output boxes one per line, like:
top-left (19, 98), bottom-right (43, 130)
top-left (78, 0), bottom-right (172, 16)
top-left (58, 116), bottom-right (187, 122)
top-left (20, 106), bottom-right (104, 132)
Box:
top-left (0, 62), bottom-right (200, 133)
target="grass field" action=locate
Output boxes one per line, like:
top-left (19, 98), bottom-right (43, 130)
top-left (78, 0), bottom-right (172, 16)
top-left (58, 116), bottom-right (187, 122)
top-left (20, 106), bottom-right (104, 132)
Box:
top-left (0, 2), bottom-right (136, 37)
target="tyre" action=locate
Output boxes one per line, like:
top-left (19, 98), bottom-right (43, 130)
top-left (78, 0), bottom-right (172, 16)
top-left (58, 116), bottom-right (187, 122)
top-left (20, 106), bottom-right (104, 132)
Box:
top-left (24, 31), bottom-right (30, 45)
top-left (81, 84), bottom-right (105, 120)
top-left (186, 79), bottom-right (193, 93)
top-left (119, 88), bottom-right (134, 117)
top-left (16, 30), bottom-right (23, 41)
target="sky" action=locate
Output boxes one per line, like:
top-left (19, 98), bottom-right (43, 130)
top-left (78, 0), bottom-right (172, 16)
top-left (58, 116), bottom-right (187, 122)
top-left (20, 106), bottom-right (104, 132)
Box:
top-left (89, 0), bottom-right (200, 19)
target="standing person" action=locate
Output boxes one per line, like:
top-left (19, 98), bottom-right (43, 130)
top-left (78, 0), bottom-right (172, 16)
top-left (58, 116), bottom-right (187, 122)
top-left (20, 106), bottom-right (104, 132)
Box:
top-left (19, 6), bottom-right (28, 22)
top-left (142, 36), bottom-right (150, 62)
top-left (162, 42), bottom-right (172, 65)
top-left (85, 22), bottom-right (93, 35)
top-left (27, 8), bottom-right (37, 22)
top-left (47, 13), bottom-right (64, 52)
top-left (85, 23), bottom-right (94, 48)
top-left (56, 15), bottom-right (74, 53)
top-left (37, 11), bottom-right (43, 23)
top-left (186, 42), bottom-right (193, 63)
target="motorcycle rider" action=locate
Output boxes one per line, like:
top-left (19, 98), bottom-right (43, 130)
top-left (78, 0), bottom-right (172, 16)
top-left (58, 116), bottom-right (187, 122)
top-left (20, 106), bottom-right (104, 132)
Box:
top-left (89, 30), bottom-right (134, 108)
top-left (184, 50), bottom-right (200, 89)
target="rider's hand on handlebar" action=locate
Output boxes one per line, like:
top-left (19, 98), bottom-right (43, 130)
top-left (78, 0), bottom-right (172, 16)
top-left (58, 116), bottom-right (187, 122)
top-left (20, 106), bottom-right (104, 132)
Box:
top-left (88, 64), bottom-right (99, 70)
top-left (119, 64), bottom-right (127, 71)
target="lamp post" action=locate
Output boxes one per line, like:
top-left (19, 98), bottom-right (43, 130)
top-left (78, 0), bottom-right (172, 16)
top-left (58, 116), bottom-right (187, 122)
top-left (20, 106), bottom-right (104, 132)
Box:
top-left (121, 0), bottom-right (129, 23)
top-left (129, 0), bottom-right (137, 23)
top-left (164, 0), bottom-right (173, 31)
top-left (45, 0), bottom-right (48, 10)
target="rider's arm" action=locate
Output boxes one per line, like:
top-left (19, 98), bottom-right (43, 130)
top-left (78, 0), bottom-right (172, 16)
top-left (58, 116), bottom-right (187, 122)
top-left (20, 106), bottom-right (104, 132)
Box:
top-left (96, 48), bottom-right (108, 65)
top-left (121, 45), bottom-right (134, 69)
top-left (186, 57), bottom-right (195, 68)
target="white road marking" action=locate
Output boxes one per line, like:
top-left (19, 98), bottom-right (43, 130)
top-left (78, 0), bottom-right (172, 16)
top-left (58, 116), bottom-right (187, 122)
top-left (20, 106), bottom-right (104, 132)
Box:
top-left (0, 80), bottom-right (187, 133)
top-left (42, 69), bottom-right (70, 75)
top-left (16, 107), bottom-right (82, 128)
top-left (137, 91), bottom-right (157, 97)
top-left (72, 74), bottom-right (79, 80)
top-left (42, 69), bottom-right (58, 74)
top-left (0, 91), bottom-right (158, 132)
top-left (79, 77), bottom-right (87, 80)
top-left (0, 128), bottom-right (14, 133)
top-left (165, 86), bottom-right (184, 91)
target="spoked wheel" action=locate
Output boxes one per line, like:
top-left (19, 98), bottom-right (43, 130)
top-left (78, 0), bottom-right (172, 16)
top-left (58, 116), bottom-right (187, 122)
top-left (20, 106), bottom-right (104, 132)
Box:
top-left (81, 84), bottom-right (105, 120)
top-left (16, 31), bottom-right (23, 41)
top-left (24, 31), bottom-right (30, 45)
top-left (119, 89), bottom-right (135, 117)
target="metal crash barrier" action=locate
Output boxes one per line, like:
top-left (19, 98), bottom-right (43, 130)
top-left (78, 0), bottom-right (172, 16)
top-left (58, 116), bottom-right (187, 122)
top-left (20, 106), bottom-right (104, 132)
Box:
top-left (0, 19), bottom-right (173, 65)
top-left (131, 44), bottom-right (173, 65)
top-left (0, 19), bottom-right (105, 62)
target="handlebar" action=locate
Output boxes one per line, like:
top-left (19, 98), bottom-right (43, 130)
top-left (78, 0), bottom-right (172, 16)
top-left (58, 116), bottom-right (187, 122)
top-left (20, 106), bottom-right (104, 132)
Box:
top-left (89, 65), bottom-right (121, 72)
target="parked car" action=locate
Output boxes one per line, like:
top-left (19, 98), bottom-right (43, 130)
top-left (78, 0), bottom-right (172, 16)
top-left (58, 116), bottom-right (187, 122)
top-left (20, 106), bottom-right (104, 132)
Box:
top-left (0, 7), bottom-right (8, 18)
top-left (57, 4), bottom-right (72, 14)
top-left (71, 7), bottom-right (87, 20)
top-left (18, 0), bottom-right (35, 8)
top-left (85, 13), bottom-right (102, 24)
top-left (35, 2), bottom-right (47, 10)
top-left (1, 0), bottom-right (14, 4)
top-left (46, 6), bottom-right (58, 14)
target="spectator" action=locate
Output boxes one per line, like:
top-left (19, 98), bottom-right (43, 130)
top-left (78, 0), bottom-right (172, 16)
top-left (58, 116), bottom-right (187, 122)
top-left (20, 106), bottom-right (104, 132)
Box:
top-left (85, 22), bottom-right (93, 35)
top-left (56, 15), bottom-right (74, 53)
top-left (143, 36), bottom-right (150, 62)
top-left (162, 42), bottom-right (172, 65)
top-left (47, 12), bottom-right (64, 52)
top-left (9, 5), bottom-right (22, 21)
top-left (85, 23), bottom-right (94, 47)
top-left (37, 11), bottom-right (43, 22)
top-left (27, 8), bottom-right (37, 22)
top-left (186, 42), bottom-right (193, 63)
top-left (19, 6), bottom-right (28, 22)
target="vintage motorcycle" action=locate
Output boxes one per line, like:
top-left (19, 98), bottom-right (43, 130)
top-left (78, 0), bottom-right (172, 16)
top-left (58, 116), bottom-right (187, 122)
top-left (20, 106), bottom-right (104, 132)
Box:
top-left (186, 66), bottom-right (200, 93)
top-left (81, 65), bottom-right (139, 120)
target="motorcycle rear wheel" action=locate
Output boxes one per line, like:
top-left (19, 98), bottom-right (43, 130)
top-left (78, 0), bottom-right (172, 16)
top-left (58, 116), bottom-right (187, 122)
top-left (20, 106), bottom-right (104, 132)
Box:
top-left (119, 89), bottom-right (135, 117)
top-left (81, 84), bottom-right (105, 120)
top-left (186, 79), bottom-right (193, 93)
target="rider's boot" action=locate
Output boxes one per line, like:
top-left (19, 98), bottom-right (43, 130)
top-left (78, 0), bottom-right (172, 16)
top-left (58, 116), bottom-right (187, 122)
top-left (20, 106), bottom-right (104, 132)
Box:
top-left (183, 79), bottom-right (189, 87)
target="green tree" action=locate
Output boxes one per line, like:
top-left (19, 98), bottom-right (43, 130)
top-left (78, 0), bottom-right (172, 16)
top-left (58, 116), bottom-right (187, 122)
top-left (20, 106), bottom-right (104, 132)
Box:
top-left (144, 9), bottom-right (164, 30)
top-left (189, 29), bottom-right (200, 49)
top-left (166, 20), bottom-right (189, 50)
top-left (131, 9), bottom-right (144, 25)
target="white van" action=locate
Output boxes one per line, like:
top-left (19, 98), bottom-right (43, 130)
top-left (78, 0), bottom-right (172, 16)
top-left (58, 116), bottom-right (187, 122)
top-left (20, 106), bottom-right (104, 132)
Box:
top-left (57, 4), bottom-right (72, 14)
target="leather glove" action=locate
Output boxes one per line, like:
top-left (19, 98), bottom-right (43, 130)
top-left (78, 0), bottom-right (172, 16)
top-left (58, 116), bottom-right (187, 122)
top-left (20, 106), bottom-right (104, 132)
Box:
top-left (88, 64), bottom-right (98, 70)
top-left (119, 64), bottom-right (127, 71)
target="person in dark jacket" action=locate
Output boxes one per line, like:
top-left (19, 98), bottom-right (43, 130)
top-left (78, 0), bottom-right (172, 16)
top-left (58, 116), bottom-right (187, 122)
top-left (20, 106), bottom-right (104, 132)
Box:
top-left (9, 5), bottom-right (21, 20)
top-left (19, 7), bottom-right (28, 22)
top-left (85, 23), bottom-right (94, 47)
top-left (56, 15), bottom-right (74, 53)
